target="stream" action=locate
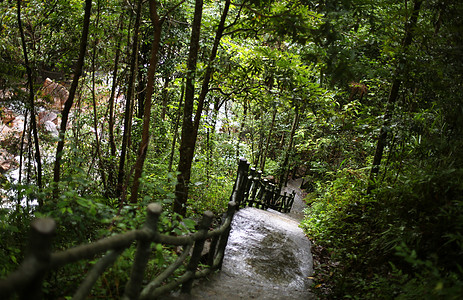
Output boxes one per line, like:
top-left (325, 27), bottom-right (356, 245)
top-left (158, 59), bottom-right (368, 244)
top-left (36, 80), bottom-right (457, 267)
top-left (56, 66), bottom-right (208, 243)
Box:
top-left (167, 178), bottom-right (314, 299)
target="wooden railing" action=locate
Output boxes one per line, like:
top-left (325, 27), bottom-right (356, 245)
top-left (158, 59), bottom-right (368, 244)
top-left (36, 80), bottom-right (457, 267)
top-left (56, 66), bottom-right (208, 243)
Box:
top-left (233, 158), bottom-right (296, 213)
top-left (0, 158), bottom-right (294, 299)
top-left (0, 200), bottom-right (236, 300)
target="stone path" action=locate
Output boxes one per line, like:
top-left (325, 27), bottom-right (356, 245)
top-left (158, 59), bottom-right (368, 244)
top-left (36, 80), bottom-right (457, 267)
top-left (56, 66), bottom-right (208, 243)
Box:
top-left (166, 179), bottom-right (313, 299)
top-left (283, 178), bottom-right (307, 222)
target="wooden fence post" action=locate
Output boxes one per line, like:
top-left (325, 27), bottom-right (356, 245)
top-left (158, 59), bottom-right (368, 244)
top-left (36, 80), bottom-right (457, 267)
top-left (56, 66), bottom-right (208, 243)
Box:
top-left (242, 167), bottom-right (255, 207)
top-left (181, 211), bottom-right (214, 294)
top-left (207, 235), bottom-right (219, 268)
top-left (231, 158), bottom-right (249, 208)
top-left (20, 218), bottom-right (56, 300)
top-left (287, 191), bottom-right (296, 213)
top-left (123, 203), bottom-right (162, 300)
top-left (217, 201), bottom-right (236, 270)
top-left (248, 170), bottom-right (261, 208)
top-left (237, 160), bottom-right (250, 207)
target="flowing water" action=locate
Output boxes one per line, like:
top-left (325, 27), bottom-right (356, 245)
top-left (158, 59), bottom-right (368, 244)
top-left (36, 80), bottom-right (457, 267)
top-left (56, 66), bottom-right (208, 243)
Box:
top-left (168, 179), bottom-right (314, 299)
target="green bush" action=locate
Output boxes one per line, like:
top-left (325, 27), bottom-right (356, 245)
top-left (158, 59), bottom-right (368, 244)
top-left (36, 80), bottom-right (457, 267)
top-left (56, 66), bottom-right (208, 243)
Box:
top-left (301, 159), bottom-right (463, 299)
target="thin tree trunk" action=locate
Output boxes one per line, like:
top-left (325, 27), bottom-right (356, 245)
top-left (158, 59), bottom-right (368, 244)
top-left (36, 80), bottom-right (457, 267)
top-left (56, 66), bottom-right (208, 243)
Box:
top-left (160, 75), bottom-right (171, 120)
top-left (206, 97), bottom-right (224, 180)
top-left (116, 0), bottom-right (142, 197)
top-left (18, 109), bottom-right (28, 186)
top-left (52, 0), bottom-right (92, 199)
top-left (128, 0), bottom-right (164, 204)
top-left (205, 101), bottom-right (214, 181)
top-left (279, 105), bottom-right (300, 189)
top-left (17, 0), bottom-right (42, 198)
top-left (136, 43), bottom-right (148, 120)
top-left (108, 19), bottom-right (123, 158)
top-left (90, 0), bottom-right (108, 194)
top-left (251, 114), bottom-right (258, 165)
top-left (368, 0), bottom-right (423, 192)
top-left (17, 113), bottom-right (28, 209)
top-left (174, 0), bottom-right (205, 215)
top-left (106, 19), bottom-right (123, 197)
top-left (168, 78), bottom-right (185, 175)
top-left (174, 0), bottom-right (231, 215)
top-left (236, 99), bottom-right (247, 158)
top-left (256, 113), bottom-right (265, 168)
top-left (261, 106), bottom-right (277, 172)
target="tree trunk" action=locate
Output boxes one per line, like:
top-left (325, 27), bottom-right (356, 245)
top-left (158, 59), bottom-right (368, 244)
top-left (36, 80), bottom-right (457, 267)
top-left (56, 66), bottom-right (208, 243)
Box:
top-left (116, 0), bottom-right (143, 198)
top-left (128, 0), bottom-right (163, 204)
top-left (108, 19), bottom-right (123, 159)
top-left (206, 97), bottom-right (225, 179)
top-left (106, 19), bottom-right (123, 197)
top-left (160, 75), bottom-right (171, 120)
top-left (368, 0), bottom-right (423, 192)
top-left (53, 0), bottom-right (92, 199)
top-left (261, 106), bottom-right (277, 172)
top-left (17, 0), bottom-right (42, 198)
top-left (236, 99), bottom-right (247, 158)
top-left (136, 41), bottom-right (150, 120)
top-left (279, 105), bottom-right (300, 189)
top-left (256, 112), bottom-right (265, 167)
top-left (174, 0), bottom-right (204, 216)
top-left (174, 0), bottom-right (231, 216)
top-left (168, 78), bottom-right (185, 175)
top-left (18, 110), bottom-right (28, 187)
top-left (90, 0), bottom-right (108, 195)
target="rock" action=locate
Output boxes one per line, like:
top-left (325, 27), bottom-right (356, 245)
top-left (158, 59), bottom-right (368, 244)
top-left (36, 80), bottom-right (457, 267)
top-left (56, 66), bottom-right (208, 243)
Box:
top-left (166, 206), bottom-right (314, 300)
top-left (43, 120), bottom-right (59, 137)
top-left (1, 115), bottom-right (24, 155)
top-left (223, 208), bottom-right (313, 293)
top-left (0, 149), bottom-right (17, 174)
top-left (38, 78), bottom-right (69, 110)
top-left (38, 111), bottom-right (58, 126)
top-left (0, 107), bottom-right (15, 124)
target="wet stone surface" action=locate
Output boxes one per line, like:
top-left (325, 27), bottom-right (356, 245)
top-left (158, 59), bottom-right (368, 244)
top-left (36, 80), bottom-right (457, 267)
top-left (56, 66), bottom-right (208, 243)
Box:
top-left (246, 231), bottom-right (300, 284)
top-left (166, 188), bottom-right (314, 299)
top-left (223, 207), bottom-right (312, 292)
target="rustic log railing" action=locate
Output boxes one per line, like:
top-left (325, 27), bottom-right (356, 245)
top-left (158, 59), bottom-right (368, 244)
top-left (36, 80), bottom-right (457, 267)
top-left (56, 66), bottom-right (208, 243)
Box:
top-left (233, 158), bottom-right (296, 213)
top-left (0, 158), bottom-right (294, 299)
top-left (0, 200), bottom-right (236, 300)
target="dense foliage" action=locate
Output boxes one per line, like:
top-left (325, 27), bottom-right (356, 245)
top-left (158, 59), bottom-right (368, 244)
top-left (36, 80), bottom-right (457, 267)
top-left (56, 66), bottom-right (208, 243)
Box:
top-left (1, 0), bottom-right (462, 298)
top-left (298, 0), bottom-right (463, 298)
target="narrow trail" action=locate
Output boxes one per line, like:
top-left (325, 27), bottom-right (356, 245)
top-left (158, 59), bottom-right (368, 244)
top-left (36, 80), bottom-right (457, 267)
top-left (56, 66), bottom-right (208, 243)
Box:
top-left (166, 179), bottom-right (313, 299)
top-left (283, 178), bottom-right (307, 222)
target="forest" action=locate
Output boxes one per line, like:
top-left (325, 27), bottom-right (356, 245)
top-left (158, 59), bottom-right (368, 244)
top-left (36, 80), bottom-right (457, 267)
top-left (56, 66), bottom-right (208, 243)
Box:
top-left (1, 0), bottom-right (462, 298)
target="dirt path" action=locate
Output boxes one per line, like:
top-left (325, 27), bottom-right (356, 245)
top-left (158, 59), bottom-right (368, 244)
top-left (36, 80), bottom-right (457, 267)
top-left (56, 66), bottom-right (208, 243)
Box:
top-left (166, 179), bottom-right (313, 299)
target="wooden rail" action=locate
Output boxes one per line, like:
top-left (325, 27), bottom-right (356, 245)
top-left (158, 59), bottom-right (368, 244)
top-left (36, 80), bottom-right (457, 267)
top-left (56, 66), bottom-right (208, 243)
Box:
top-left (0, 158), bottom-right (294, 299)
top-left (0, 201), bottom-right (237, 300)
top-left (233, 158), bottom-right (296, 213)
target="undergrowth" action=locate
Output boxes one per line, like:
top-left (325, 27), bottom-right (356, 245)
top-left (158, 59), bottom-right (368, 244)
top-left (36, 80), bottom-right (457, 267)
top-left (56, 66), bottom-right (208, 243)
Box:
top-left (301, 162), bottom-right (463, 299)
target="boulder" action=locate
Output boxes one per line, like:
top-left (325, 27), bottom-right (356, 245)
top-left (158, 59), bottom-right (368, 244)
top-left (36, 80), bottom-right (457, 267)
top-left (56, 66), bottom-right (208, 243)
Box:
top-left (38, 111), bottom-right (58, 126)
top-left (43, 120), bottom-right (59, 137)
top-left (0, 149), bottom-right (17, 174)
top-left (0, 107), bottom-right (15, 125)
top-left (39, 78), bottom-right (69, 110)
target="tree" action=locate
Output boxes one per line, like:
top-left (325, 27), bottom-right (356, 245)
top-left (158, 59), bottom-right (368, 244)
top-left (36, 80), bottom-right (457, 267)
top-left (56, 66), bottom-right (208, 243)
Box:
top-left (367, 0), bottom-right (423, 192)
top-left (53, 0), bottom-right (93, 199)
top-left (116, 0), bottom-right (143, 199)
top-left (16, 0), bottom-right (42, 197)
top-left (174, 0), bottom-right (231, 216)
top-left (128, 0), bottom-right (164, 204)
top-left (129, 0), bottom-right (187, 204)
